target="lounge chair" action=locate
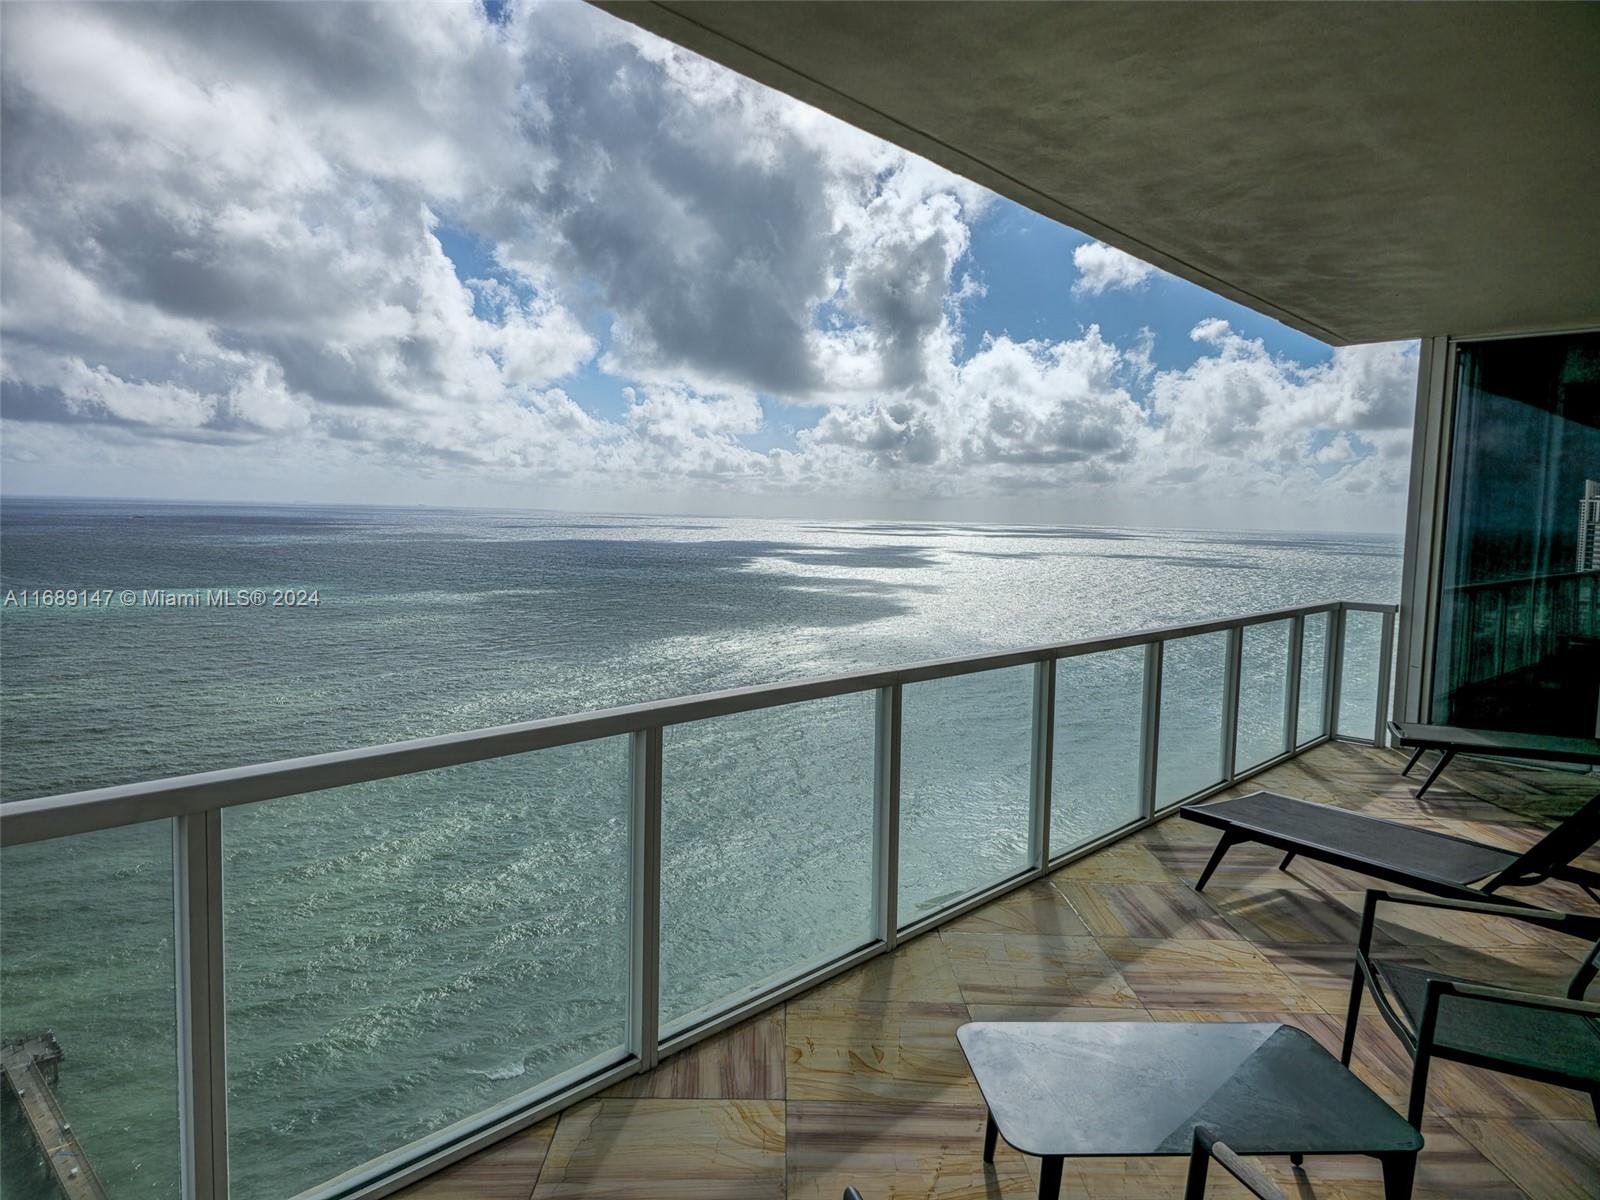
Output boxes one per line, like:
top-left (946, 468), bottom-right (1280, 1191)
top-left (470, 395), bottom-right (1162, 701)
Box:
top-left (1184, 1126), bottom-right (1287, 1200)
top-left (1340, 891), bottom-right (1600, 1127)
top-left (1180, 790), bottom-right (1600, 904)
top-left (1388, 720), bottom-right (1600, 798)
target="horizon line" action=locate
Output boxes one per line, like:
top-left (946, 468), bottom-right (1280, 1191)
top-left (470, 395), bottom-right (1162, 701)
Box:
top-left (0, 490), bottom-right (1403, 541)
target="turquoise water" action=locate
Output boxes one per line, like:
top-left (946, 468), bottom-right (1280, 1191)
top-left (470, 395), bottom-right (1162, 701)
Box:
top-left (0, 498), bottom-right (1401, 1197)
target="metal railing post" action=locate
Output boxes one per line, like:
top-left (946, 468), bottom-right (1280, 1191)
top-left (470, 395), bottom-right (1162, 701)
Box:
top-left (1375, 608), bottom-right (1397, 746)
top-left (174, 810), bottom-right (228, 1200)
top-left (1220, 626), bottom-right (1243, 782)
top-left (1284, 615), bottom-right (1304, 754)
top-left (1325, 607), bottom-right (1344, 740)
top-left (873, 684), bottom-right (902, 949)
top-left (1029, 659), bottom-right (1056, 872)
top-left (1139, 641), bottom-right (1163, 818)
top-left (628, 728), bottom-right (663, 1073)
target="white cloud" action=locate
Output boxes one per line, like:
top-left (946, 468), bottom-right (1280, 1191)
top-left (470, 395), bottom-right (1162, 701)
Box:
top-left (1071, 241), bottom-right (1158, 296)
top-left (1143, 321), bottom-right (1418, 497)
top-left (0, 1), bottom-right (1418, 527)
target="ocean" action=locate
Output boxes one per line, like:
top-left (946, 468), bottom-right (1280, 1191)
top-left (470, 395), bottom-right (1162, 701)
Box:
top-left (0, 497), bottom-right (1402, 1198)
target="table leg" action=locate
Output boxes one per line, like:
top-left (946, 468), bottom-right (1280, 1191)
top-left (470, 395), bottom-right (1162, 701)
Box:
top-left (983, 1109), bottom-right (998, 1163)
top-left (1378, 1151), bottom-right (1417, 1200)
top-left (1037, 1155), bottom-right (1063, 1200)
top-left (1399, 745), bottom-right (1426, 777)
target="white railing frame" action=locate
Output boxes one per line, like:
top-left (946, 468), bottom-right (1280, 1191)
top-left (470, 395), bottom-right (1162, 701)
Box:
top-left (0, 598), bottom-right (1397, 1200)
top-left (1283, 614), bottom-right (1305, 753)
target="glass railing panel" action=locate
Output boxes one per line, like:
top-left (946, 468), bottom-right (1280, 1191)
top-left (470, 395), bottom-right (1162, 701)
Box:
top-left (1051, 648), bottom-right (1144, 857)
top-left (1337, 610), bottom-right (1385, 739)
top-left (1155, 632), bottom-right (1227, 808)
top-left (1236, 620), bottom-right (1291, 772)
top-left (660, 694), bottom-right (876, 1031)
top-left (222, 739), bottom-right (631, 1200)
top-left (1297, 611), bottom-right (1330, 746)
top-left (898, 665), bottom-right (1033, 924)
top-left (1, 821), bottom-right (179, 1198)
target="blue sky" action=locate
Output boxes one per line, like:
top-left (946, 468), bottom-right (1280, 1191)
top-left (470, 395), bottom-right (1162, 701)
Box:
top-left (0, 0), bottom-right (1418, 531)
top-left (960, 204), bottom-right (1336, 370)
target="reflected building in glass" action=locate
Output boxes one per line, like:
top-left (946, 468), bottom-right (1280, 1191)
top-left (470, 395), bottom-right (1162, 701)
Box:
top-left (1578, 480), bottom-right (1600, 571)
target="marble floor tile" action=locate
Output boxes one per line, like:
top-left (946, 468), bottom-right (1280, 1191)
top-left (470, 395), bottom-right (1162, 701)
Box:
top-left (1359, 790), bottom-right (1546, 825)
top-left (804, 930), bottom-right (966, 1005)
top-left (1057, 879), bottom-right (1241, 940)
top-left (1054, 1154), bottom-right (1193, 1199)
top-left (1368, 902), bottom-right (1582, 950)
top-left (940, 930), bottom-right (1141, 1009)
top-left (1446, 1116), bottom-right (1600, 1200)
top-left (1426, 1057), bottom-right (1597, 1122)
top-left (1139, 814), bottom-right (1221, 847)
top-left (943, 878), bottom-right (1090, 937)
top-left (1247, 941), bottom-right (1431, 1015)
top-left (397, 1119), bottom-right (556, 1200)
top-left (604, 1008), bottom-right (784, 1099)
top-left (785, 999), bottom-right (979, 1103)
top-left (1098, 937), bottom-right (1323, 1012)
top-left (1266, 1115), bottom-right (1529, 1199)
top-left (1414, 943), bottom-right (1593, 994)
top-left (1145, 835), bottom-right (1370, 893)
top-left (530, 1098), bottom-right (784, 1200)
top-left (1047, 838), bottom-right (1178, 884)
top-left (1200, 884), bottom-right (1372, 944)
top-left (786, 1100), bottom-right (1038, 1199)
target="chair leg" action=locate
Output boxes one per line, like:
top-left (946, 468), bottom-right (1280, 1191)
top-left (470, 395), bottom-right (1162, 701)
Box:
top-left (1194, 832), bottom-right (1240, 892)
top-left (1412, 749), bottom-right (1455, 798)
top-left (1399, 745), bottom-right (1426, 777)
top-left (1405, 1052), bottom-right (1431, 1129)
top-left (1341, 966), bottom-right (1366, 1065)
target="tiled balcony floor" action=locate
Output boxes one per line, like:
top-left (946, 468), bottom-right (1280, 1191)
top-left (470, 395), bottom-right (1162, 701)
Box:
top-left (401, 742), bottom-right (1599, 1199)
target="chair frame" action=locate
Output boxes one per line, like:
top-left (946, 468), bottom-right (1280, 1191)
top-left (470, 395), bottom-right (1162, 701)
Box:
top-left (1340, 890), bottom-right (1600, 1128)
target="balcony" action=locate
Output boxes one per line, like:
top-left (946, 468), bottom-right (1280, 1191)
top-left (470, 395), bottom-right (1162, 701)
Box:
top-left (397, 739), bottom-right (1597, 1200)
top-left (5, 599), bottom-right (1593, 1199)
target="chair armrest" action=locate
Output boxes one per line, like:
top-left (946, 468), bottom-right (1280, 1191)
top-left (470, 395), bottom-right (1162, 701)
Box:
top-left (1362, 889), bottom-right (1600, 942)
top-left (1429, 978), bottom-right (1600, 1018)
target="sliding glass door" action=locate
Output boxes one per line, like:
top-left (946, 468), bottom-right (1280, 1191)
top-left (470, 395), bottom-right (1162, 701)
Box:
top-left (1431, 331), bottom-right (1600, 736)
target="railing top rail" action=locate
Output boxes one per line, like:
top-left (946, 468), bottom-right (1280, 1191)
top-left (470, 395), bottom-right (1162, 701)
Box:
top-left (0, 599), bottom-right (1391, 847)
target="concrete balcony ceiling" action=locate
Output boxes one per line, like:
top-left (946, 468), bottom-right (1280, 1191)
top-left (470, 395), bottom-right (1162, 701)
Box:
top-left (594, 1), bottom-right (1600, 345)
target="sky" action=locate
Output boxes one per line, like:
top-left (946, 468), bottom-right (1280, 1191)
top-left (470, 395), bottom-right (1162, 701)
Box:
top-left (0, 0), bottom-right (1420, 532)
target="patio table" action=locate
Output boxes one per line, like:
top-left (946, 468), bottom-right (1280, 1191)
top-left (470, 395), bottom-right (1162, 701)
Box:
top-left (956, 1021), bottom-right (1422, 1199)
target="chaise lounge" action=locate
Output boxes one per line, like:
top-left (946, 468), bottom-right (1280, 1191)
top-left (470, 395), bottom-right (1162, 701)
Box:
top-left (1387, 719), bottom-right (1600, 799)
top-left (1180, 789), bottom-right (1600, 904)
